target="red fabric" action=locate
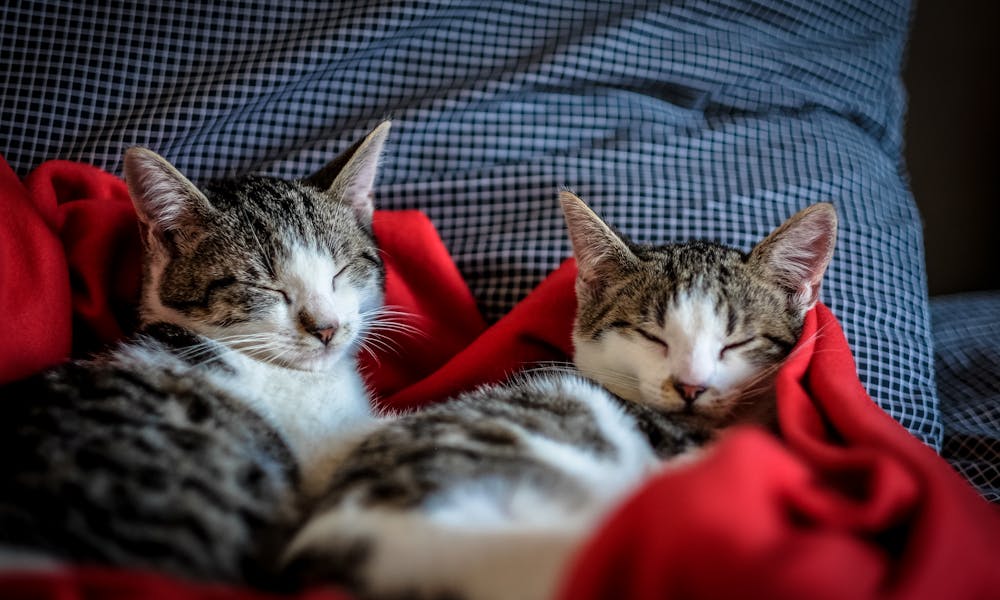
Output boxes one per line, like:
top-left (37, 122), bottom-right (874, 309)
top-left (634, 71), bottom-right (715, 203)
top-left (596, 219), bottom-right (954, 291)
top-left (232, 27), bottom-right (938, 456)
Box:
top-left (557, 304), bottom-right (1000, 600)
top-left (1, 156), bottom-right (998, 599)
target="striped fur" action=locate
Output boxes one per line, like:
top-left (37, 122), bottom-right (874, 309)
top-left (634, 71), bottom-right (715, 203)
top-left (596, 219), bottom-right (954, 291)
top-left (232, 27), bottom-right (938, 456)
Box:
top-left (280, 195), bottom-right (837, 600)
top-left (0, 123), bottom-right (391, 586)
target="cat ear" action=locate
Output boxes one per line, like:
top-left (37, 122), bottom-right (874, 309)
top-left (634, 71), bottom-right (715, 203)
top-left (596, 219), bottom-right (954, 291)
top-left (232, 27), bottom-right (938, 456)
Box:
top-left (123, 147), bottom-right (213, 253)
top-left (748, 203), bottom-right (838, 315)
top-left (560, 192), bottom-right (638, 296)
top-left (303, 120), bottom-right (391, 226)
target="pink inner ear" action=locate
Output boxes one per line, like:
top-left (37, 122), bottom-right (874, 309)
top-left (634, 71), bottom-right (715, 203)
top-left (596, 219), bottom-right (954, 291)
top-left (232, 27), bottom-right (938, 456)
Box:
top-left (344, 182), bottom-right (375, 222)
top-left (124, 149), bottom-right (206, 235)
top-left (749, 205), bottom-right (837, 314)
top-left (328, 134), bottom-right (387, 224)
top-left (777, 215), bottom-right (836, 310)
top-left (561, 195), bottom-right (637, 291)
top-left (350, 123), bottom-right (390, 217)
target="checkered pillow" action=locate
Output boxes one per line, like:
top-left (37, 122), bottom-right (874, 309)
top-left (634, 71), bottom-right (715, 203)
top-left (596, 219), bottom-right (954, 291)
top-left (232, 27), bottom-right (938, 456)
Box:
top-left (1, 0), bottom-right (940, 447)
top-left (931, 292), bottom-right (1000, 502)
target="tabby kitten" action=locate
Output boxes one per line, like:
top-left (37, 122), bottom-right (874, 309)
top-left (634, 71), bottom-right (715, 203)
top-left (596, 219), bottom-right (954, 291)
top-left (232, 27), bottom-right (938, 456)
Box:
top-left (0, 122), bottom-right (391, 585)
top-left (281, 194), bottom-right (838, 600)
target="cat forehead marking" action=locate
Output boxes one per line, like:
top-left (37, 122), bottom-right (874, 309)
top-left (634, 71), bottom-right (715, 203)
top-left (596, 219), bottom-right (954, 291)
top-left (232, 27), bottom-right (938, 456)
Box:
top-left (663, 292), bottom-right (726, 383)
top-left (280, 244), bottom-right (335, 291)
top-left (663, 292), bottom-right (724, 338)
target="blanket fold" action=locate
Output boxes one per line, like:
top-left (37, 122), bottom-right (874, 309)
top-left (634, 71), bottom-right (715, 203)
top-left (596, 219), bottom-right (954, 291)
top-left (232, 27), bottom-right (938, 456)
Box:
top-left (1, 157), bottom-right (997, 599)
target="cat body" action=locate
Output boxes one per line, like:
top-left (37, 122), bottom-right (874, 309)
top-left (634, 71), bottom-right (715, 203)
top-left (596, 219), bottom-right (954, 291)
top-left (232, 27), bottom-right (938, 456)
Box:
top-left (281, 194), bottom-right (838, 600)
top-left (284, 375), bottom-right (661, 600)
top-left (0, 122), bottom-right (392, 585)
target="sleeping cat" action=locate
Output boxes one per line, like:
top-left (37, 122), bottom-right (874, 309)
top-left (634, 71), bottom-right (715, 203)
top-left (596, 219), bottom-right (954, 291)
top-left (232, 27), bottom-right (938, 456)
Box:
top-left (281, 193), bottom-right (838, 600)
top-left (0, 122), bottom-right (392, 585)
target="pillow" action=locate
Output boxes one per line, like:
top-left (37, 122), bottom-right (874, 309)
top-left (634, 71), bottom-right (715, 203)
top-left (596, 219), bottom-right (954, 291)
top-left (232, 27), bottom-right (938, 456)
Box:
top-left (931, 291), bottom-right (1000, 501)
top-left (0, 0), bottom-right (938, 447)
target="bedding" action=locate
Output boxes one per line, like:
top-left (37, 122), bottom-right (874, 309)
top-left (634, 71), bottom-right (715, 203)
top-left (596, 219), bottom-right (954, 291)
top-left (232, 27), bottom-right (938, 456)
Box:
top-left (931, 292), bottom-right (1000, 503)
top-left (1, 157), bottom-right (998, 599)
top-left (1, 0), bottom-right (939, 448)
top-left (2, 0), bottom-right (999, 597)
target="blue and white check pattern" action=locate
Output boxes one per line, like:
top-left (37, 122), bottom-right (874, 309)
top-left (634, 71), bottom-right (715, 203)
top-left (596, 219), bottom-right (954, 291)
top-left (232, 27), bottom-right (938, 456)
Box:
top-left (1, 1), bottom-right (941, 451)
top-left (931, 292), bottom-right (1000, 503)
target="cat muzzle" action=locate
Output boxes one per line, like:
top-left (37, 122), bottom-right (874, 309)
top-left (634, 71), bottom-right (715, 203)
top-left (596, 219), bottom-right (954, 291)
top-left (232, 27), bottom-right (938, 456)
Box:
top-left (674, 382), bottom-right (708, 404)
top-left (308, 324), bottom-right (339, 346)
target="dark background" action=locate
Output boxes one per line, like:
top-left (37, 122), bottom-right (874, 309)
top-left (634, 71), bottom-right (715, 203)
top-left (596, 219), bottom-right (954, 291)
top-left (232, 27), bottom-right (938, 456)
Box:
top-left (904, 0), bottom-right (999, 296)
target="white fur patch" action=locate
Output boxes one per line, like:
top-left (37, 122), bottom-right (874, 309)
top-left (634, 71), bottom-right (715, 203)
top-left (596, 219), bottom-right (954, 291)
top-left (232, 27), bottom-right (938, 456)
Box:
top-left (667, 292), bottom-right (725, 385)
top-left (283, 244), bottom-right (361, 341)
top-left (286, 503), bottom-right (580, 600)
top-left (575, 292), bottom-right (759, 417)
top-left (524, 376), bottom-right (656, 498)
top-left (417, 376), bottom-right (653, 530)
top-left (226, 353), bottom-right (378, 497)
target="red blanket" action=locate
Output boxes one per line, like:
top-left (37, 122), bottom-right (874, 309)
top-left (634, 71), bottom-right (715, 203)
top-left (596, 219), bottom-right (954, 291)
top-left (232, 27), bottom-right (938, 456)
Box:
top-left (1, 158), bottom-right (998, 599)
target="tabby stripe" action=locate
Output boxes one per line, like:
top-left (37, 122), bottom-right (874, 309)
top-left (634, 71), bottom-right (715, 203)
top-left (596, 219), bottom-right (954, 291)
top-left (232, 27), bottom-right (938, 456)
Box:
top-left (107, 367), bottom-right (166, 397)
top-left (183, 475), bottom-right (228, 507)
top-left (726, 303), bottom-right (738, 336)
top-left (763, 334), bottom-right (795, 354)
top-left (163, 276), bottom-right (238, 311)
top-left (651, 290), bottom-right (669, 328)
top-left (583, 298), bottom-right (623, 337)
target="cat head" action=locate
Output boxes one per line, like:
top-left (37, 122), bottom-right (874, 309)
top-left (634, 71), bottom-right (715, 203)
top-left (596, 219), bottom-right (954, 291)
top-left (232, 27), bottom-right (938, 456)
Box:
top-left (561, 192), bottom-right (836, 426)
top-left (123, 122), bottom-right (391, 372)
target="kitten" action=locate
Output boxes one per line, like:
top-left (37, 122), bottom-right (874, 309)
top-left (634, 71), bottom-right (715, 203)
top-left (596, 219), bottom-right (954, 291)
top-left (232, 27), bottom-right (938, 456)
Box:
top-left (0, 122), bottom-right (391, 586)
top-left (280, 193), bottom-right (838, 600)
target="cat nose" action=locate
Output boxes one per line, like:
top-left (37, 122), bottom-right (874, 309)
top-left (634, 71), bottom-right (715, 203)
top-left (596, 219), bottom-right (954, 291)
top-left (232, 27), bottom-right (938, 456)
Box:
top-left (674, 382), bottom-right (707, 404)
top-left (308, 324), bottom-right (338, 346)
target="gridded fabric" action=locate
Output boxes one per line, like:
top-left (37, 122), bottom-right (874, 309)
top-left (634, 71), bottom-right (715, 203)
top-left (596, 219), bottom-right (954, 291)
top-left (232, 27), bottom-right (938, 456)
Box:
top-left (931, 292), bottom-right (1000, 502)
top-left (0, 0), bottom-right (940, 447)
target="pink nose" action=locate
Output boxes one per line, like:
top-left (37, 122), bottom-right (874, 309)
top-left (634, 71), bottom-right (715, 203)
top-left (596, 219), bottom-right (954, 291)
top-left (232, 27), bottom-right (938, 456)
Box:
top-left (674, 382), bottom-right (707, 404)
top-left (309, 325), bottom-right (338, 346)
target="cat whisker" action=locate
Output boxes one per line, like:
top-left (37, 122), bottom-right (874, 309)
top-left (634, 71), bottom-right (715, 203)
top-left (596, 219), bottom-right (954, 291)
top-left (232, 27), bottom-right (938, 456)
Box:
top-left (521, 362), bottom-right (580, 378)
top-left (174, 334), bottom-right (284, 364)
top-left (362, 304), bottom-right (423, 322)
top-left (362, 328), bottom-right (404, 351)
top-left (362, 322), bottom-right (426, 342)
top-left (359, 346), bottom-right (383, 368)
top-left (361, 306), bottom-right (427, 338)
top-left (174, 344), bottom-right (223, 360)
top-left (358, 335), bottom-right (397, 362)
top-left (270, 345), bottom-right (301, 368)
top-left (736, 365), bottom-right (784, 394)
top-left (204, 332), bottom-right (276, 343)
top-left (571, 366), bottom-right (645, 389)
top-left (368, 304), bottom-right (423, 320)
top-left (365, 324), bottom-right (425, 342)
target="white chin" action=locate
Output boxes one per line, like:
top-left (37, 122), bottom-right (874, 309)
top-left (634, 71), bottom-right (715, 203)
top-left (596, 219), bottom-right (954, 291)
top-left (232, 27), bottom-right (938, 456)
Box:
top-left (261, 346), bottom-right (346, 372)
top-left (300, 348), bottom-right (348, 371)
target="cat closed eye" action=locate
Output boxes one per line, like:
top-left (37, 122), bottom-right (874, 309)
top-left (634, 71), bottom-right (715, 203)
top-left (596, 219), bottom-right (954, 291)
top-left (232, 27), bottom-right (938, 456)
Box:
top-left (720, 337), bottom-right (755, 357)
top-left (635, 328), bottom-right (669, 350)
top-left (332, 265), bottom-right (349, 288)
top-left (249, 283), bottom-right (291, 305)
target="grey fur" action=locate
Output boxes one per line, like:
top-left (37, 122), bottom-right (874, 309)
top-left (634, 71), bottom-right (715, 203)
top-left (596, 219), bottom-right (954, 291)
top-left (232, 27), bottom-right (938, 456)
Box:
top-left (0, 332), bottom-right (299, 585)
top-left (0, 123), bottom-right (391, 586)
